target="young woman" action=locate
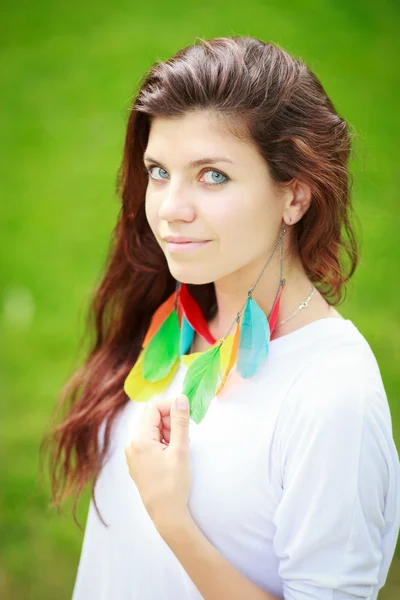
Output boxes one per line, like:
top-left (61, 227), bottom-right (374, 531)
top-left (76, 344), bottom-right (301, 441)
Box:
top-left (43, 36), bottom-right (400, 599)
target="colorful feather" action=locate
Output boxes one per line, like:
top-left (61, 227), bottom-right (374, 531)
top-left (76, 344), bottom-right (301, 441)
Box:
top-left (176, 290), bottom-right (184, 325)
top-left (268, 280), bottom-right (285, 335)
top-left (215, 320), bottom-right (241, 396)
top-left (143, 291), bottom-right (176, 348)
top-left (126, 277), bottom-right (280, 419)
top-left (181, 331), bottom-right (234, 368)
top-left (182, 344), bottom-right (221, 424)
top-left (124, 347), bottom-right (180, 403)
top-left (179, 283), bottom-right (216, 345)
top-left (179, 313), bottom-right (195, 356)
top-left (236, 297), bottom-right (270, 378)
top-left (142, 309), bottom-right (180, 382)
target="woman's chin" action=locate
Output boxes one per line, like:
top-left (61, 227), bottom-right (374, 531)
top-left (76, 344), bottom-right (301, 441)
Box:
top-left (167, 264), bottom-right (216, 286)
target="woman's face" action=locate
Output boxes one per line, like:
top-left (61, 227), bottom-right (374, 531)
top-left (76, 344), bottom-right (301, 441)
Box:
top-left (144, 110), bottom-right (286, 285)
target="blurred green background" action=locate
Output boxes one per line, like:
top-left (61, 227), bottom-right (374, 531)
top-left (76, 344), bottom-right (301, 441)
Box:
top-left (1, 1), bottom-right (399, 598)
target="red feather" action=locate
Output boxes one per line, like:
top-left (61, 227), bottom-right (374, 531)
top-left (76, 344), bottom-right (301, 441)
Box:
top-left (179, 283), bottom-right (216, 345)
top-left (269, 281), bottom-right (285, 335)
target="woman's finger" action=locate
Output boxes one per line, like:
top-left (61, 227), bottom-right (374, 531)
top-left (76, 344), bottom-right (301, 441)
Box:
top-left (139, 400), bottom-right (173, 444)
top-left (162, 415), bottom-right (171, 430)
top-left (138, 404), bottom-right (162, 443)
top-left (151, 398), bottom-right (174, 417)
top-left (162, 427), bottom-right (170, 444)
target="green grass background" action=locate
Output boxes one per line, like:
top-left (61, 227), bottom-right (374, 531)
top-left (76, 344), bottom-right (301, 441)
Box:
top-left (1, 0), bottom-right (399, 598)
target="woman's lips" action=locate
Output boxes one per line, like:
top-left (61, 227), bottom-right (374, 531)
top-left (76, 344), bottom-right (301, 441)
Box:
top-left (165, 240), bottom-right (211, 253)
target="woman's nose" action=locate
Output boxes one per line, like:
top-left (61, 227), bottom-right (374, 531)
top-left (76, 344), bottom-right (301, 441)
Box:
top-left (158, 185), bottom-right (196, 222)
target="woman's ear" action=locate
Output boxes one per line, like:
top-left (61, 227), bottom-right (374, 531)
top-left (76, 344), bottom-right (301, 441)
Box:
top-left (282, 180), bottom-right (312, 226)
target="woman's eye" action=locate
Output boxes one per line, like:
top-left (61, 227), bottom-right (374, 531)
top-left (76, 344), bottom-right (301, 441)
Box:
top-left (202, 169), bottom-right (228, 186)
top-left (145, 165), bottom-right (228, 186)
top-left (147, 166), bottom-right (169, 180)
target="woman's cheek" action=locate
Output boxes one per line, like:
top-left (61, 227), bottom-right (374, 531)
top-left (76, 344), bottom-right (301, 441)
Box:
top-left (144, 200), bottom-right (159, 239)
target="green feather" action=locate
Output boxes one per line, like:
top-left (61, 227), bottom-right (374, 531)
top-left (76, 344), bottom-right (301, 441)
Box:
top-left (182, 345), bottom-right (221, 424)
top-left (142, 309), bottom-right (180, 382)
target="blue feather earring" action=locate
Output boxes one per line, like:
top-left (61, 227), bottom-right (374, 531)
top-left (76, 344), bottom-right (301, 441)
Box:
top-left (235, 224), bottom-right (286, 378)
top-left (236, 293), bottom-right (271, 378)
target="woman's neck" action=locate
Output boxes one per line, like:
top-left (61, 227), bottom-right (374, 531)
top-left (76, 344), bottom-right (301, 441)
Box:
top-left (188, 253), bottom-right (340, 354)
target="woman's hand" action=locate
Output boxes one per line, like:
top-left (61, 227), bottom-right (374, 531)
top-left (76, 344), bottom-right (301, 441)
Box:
top-left (124, 394), bottom-right (192, 534)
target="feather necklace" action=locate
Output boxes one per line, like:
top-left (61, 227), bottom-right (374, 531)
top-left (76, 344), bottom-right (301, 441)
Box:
top-left (124, 226), bottom-right (287, 424)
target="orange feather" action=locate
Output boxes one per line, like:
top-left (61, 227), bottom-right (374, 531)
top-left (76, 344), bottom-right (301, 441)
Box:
top-left (143, 292), bottom-right (176, 348)
top-left (215, 320), bottom-right (241, 396)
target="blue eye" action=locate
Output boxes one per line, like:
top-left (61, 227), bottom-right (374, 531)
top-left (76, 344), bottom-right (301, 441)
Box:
top-left (202, 170), bottom-right (227, 186)
top-left (144, 165), bottom-right (229, 187)
top-left (146, 166), bottom-right (169, 180)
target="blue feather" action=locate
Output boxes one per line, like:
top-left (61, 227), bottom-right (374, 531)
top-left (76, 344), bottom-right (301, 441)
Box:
top-left (236, 297), bottom-right (270, 378)
top-left (179, 314), bottom-right (195, 355)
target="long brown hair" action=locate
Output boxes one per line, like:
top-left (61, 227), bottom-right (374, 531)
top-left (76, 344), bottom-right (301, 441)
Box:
top-left (40, 35), bottom-right (359, 528)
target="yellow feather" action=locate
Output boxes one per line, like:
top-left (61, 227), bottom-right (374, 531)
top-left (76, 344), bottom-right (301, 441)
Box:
top-left (215, 322), bottom-right (240, 396)
top-left (181, 333), bottom-right (234, 368)
top-left (124, 347), bottom-right (180, 403)
top-left (124, 332), bottom-right (235, 403)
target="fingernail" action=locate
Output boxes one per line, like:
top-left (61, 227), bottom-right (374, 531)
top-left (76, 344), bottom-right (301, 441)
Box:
top-left (176, 395), bottom-right (188, 410)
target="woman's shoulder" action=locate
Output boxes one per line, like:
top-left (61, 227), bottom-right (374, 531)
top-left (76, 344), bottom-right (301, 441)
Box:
top-left (272, 320), bottom-right (399, 502)
top-left (275, 318), bottom-right (390, 428)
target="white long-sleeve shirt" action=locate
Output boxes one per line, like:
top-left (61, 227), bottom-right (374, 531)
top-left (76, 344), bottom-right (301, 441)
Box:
top-left (72, 318), bottom-right (400, 599)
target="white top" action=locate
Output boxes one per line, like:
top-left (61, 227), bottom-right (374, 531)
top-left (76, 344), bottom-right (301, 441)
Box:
top-left (72, 318), bottom-right (400, 600)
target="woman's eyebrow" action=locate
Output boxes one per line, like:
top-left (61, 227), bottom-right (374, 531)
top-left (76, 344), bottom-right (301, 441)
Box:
top-left (143, 155), bottom-right (235, 168)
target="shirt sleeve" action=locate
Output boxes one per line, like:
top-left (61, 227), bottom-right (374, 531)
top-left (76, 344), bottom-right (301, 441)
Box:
top-left (271, 350), bottom-right (399, 600)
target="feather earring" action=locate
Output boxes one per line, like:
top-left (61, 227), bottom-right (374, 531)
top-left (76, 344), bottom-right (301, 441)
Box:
top-left (142, 291), bottom-right (176, 348)
top-left (124, 344), bottom-right (180, 403)
top-left (142, 309), bottom-right (180, 381)
top-left (215, 318), bottom-right (241, 396)
top-left (182, 344), bottom-right (221, 423)
top-left (236, 294), bottom-right (271, 378)
top-left (181, 293), bottom-right (273, 420)
top-left (124, 280), bottom-right (219, 401)
top-left (142, 282), bottom-right (214, 381)
top-left (268, 279), bottom-right (285, 335)
top-left (179, 313), bottom-right (195, 356)
top-left (124, 289), bottom-right (180, 401)
top-left (178, 283), bottom-right (216, 345)
top-left (181, 329), bottom-right (237, 423)
top-left (142, 290), bottom-right (181, 382)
